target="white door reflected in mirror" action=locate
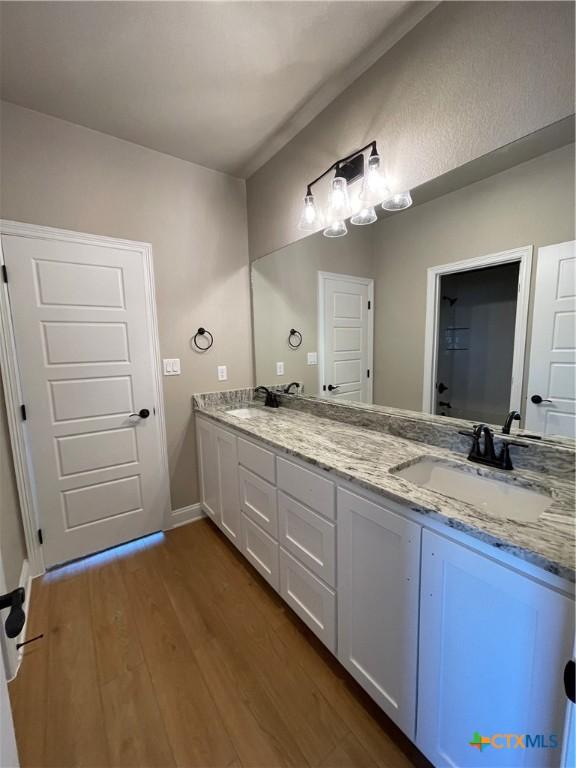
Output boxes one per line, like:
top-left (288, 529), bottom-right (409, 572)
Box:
top-left (525, 241), bottom-right (576, 439)
top-left (318, 272), bottom-right (373, 404)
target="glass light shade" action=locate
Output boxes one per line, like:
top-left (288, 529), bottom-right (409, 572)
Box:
top-left (298, 193), bottom-right (322, 231)
top-left (359, 154), bottom-right (389, 206)
top-left (323, 219), bottom-right (348, 238)
top-left (351, 206), bottom-right (377, 226)
top-left (382, 190), bottom-right (413, 211)
top-left (327, 175), bottom-right (351, 220)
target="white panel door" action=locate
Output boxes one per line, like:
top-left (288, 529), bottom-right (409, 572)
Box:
top-left (526, 241), bottom-right (576, 437)
top-left (417, 529), bottom-right (575, 768)
top-left (319, 273), bottom-right (373, 403)
top-left (337, 488), bottom-right (421, 738)
top-left (2, 232), bottom-right (167, 567)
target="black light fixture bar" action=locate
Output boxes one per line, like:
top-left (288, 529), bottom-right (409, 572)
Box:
top-left (305, 140), bottom-right (378, 195)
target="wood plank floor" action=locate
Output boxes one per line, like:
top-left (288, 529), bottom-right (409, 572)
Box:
top-left (9, 519), bottom-right (424, 768)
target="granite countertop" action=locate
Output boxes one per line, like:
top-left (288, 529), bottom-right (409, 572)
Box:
top-left (196, 401), bottom-right (575, 583)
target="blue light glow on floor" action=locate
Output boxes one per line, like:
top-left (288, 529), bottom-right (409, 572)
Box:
top-left (44, 531), bottom-right (165, 581)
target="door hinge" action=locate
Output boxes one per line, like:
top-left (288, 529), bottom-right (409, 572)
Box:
top-left (20, 404), bottom-right (27, 421)
top-left (368, 300), bottom-right (371, 310)
top-left (37, 529), bottom-right (43, 545)
top-left (1, 265), bottom-right (7, 283)
top-left (367, 369), bottom-right (370, 378)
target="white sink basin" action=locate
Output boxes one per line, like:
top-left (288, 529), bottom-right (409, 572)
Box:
top-left (226, 406), bottom-right (267, 419)
top-left (392, 458), bottom-right (553, 523)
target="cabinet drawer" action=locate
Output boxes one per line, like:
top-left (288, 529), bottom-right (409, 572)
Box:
top-left (278, 491), bottom-right (335, 586)
top-left (277, 457), bottom-right (335, 520)
top-left (241, 514), bottom-right (279, 591)
top-left (279, 548), bottom-right (336, 652)
top-left (238, 466), bottom-right (278, 538)
top-left (238, 437), bottom-right (275, 483)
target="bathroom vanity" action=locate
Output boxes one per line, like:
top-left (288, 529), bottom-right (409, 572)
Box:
top-left (194, 390), bottom-right (575, 768)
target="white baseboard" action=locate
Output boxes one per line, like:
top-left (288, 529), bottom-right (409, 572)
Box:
top-left (169, 503), bottom-right (205, 529)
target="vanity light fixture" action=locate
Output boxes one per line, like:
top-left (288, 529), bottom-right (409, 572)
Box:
top-left (327, 167), bottom-right (351, 220)
top-left (298, 190), bottom-right (323, 231)
top-left (323, 165), bottom-right (350, 237)
top-left (351, 206), bottom-right (377, 226)
top-left (324, 219), bottom-right (348, 238)
top-left (297, 140), bottom-right (412, 238)
top-left (382, 190), bottom-right (413, 211)
top-left (359, 147), bottom-right (389, 206)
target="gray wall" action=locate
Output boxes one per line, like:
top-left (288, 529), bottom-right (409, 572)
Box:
top-left (371, 144), bottom-right (576, 410)
top-left (247, 1), bottom-right (575, 261)
top-left (0, 102), bottom-right (253, 511)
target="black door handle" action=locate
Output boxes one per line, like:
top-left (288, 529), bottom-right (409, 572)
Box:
top-left (0, 587), bottom-right (25, 639)
top-left (129, 408), bottom-right (150, 419)
top-left (327, 385), bottom-right (340, 392)
top-left (565, 660), bottom-right (575, 703)
top-left (531, 395), bottom-right (552, 405)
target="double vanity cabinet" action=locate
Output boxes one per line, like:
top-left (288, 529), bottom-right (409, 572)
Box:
top-left (195, 412), bottom-right (574, 768)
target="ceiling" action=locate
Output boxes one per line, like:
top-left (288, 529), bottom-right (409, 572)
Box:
top-left (0, 1), bottom-right (432, 177)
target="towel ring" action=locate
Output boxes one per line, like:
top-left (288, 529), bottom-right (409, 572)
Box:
top-left (193, 327), bottom-right (214, 351)
top-left (288, 329), bottom-right (303, 349)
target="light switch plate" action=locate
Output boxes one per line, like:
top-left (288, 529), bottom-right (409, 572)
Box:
top-left (307, 352), bottom-right (318, 365)
top-left (276, 361), bottom-right (284, 376)
top-left (163, 358), bottom-right (181, 375)
top-left (217, 365), bottom-right (228, 381)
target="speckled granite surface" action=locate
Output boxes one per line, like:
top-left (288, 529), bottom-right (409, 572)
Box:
top-left (193, 390), bottom-right (575, 583)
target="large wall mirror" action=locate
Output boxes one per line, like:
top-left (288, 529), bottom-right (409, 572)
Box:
top-left (251, 120), bottom-right (576, 440)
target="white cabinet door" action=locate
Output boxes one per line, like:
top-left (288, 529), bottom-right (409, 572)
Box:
top-left (196, 418), bottom-right (219, 523)
top-left (214, 426), bottom-right (240, 547)
top-left (337, 488), bottom-right (421, 738)
top-left (417, 529), bottom-right (575, 768)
